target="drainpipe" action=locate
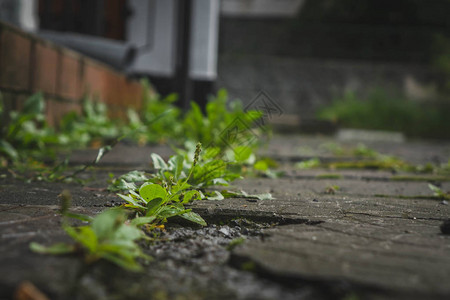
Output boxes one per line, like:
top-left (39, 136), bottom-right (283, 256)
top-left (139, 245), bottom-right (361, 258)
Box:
top-left (38, 30), bottom-right (136, 72)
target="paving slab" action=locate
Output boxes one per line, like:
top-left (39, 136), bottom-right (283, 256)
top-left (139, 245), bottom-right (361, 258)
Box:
top-left (263, 134), bottom-right (450, 164)
top-left (0, 134), bottom-right (449, 300)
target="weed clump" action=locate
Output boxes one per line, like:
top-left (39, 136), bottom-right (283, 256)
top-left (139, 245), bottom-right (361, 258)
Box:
top-left (317, 88), bottom-right (450, 139)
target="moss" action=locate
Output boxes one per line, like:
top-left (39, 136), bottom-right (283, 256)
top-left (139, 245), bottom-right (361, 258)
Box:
top-left (240, 261), bottom-right (257, 272)
top-left (315, 173), bottom-right (343, 179)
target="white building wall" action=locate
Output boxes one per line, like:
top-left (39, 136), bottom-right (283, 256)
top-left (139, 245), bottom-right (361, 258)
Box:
top-left (126, 0), bottom-right (219, 80)
top-left (127, 0), bottom-right (177, 77)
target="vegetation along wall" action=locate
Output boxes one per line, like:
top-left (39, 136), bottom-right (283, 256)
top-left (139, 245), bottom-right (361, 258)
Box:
top-left (0, 21), bottom-right (144, 127)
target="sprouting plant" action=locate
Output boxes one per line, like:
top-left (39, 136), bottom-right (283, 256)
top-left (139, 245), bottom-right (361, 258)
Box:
top-left (296, 158), bottom-right (321, 169)
top-left (30, 191), bottom-right (151, 271)
top-left (182, 89), bottom-right (263, 151)
top-left (59, 98), bottom-right (121, 148)
top-left (325, 185), bottom-right (340, 194)
top-left (428, 184), bottom-right (450, 200)
top-left (117, 143), bottom-right (208, 226)
top-left (0, 92), bottom-right (60, 161)
top-left (352, 144), bottom-right (377, 158)
top-left (113, 143), bottom-right (273, 227)
top-left (108, 170), bottom-right (149, 193)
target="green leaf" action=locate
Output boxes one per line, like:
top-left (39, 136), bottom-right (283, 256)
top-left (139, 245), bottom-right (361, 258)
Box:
top-left (171, 181), bottom-right (191, 195)
top-left (203, 147), bottom-right (221, 159)
top-left (151, 153), bottom-right (168, 170)
top-left (191, 159), bottom-right (226, 186)
top-left (64, 212), bottom-right (94, 222)
top-left (182, 190), bottom-right (200, 203)
top-left (428, 183), bottom-right (441, 195)
top-left (206, 191), bottom-right (224, 200)
top-left (130, 216), bottom-right (157, 226)
top-left (64, 225), bottom-right (98, 253)
top-left (99, 248), bottom-right (148, 272)
top-left (212, 178), bottom-right (229, 186)
top-left (94, 145), bottom-right (112, 164)
top-left (91, 208), bottom-right (125, 240)
top-left (180, 211), bottom-right (207, 226)
top-left (221, 190), bottom-right (274, 200)
top-left (109, 179), bottom-right (138, 193)
top-left (23, 93), bottom-right (45, 115)
top-left (0, 139), bottom-right (19, 161)
top-left (112, 223), bottom-right (145, 242)
top-left (30, 242), bottom-right (75, 254)
top-left (119, 170), bottom-right (148, 182)
top-left (158, 205), bottom-right (189, 219)
top-left (117, 194), bottom-right (146, 210)
top-left (296, 158), bottom-right (320, 169)
top-left (251, 193), bottom-right (273, 200)
top-left (233, 146), bottom-right (252, 162)
top-left (145, 197), bottom-right (165, 217)
top-left (254, 160), bottom-right (269, 171)
top-left (168, 155), bottom-right (184, 181)
top-left (139, 183), bottom-right (166, 203)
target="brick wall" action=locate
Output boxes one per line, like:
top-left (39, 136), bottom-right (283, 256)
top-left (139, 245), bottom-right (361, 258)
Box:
top-left (0, 21), bottom-right (145, 127)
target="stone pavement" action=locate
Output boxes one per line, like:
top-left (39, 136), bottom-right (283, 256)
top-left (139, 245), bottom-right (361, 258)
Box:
top-left (0, 134), bottom-right (449, 300)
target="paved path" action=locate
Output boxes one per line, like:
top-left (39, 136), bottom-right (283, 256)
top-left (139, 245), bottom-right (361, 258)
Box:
top-left (1, 134), bottom-right (449, 299)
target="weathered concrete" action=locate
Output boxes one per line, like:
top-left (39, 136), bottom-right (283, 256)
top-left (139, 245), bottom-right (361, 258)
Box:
top-left (0, 135), bottom-right (449, 299)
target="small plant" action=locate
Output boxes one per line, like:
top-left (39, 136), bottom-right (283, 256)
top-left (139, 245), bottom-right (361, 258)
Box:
top-left (182, 89), bottom-right (263, 151)
top-left (111, 143), bottom-right (273, 227)
top-left (352, 143), bottom-right (377, 158)
top-left (324, 185), bottom-right (340, 194)
top-left (317, 88), bottom-right (450, 139)
top-left (117, 143), bottom-right (208, 226)
top-left (428, 184), bottom-right (450, 200)
top-left (30, 191), bottom-right (151, 271)
top-left (108, 170), bottom-right (149, 193)
top-left (59, 99), bottom-right (121, 148)
top-left (0, 92), bottom-right (60, 161)
top-left (296, 158), bottom-right (320, 169)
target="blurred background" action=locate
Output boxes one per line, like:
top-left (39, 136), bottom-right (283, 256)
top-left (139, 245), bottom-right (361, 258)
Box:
top-left (1, 0), bottom-right (449, 139)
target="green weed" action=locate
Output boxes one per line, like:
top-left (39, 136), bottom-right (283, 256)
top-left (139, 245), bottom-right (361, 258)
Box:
top-left (316, 174), bottom-right (342, 179)
top-left (182, 89), bottom-right (263, 151)
top-left (324, 185), bottom-right (340, 194)
top-left (112, 143), bottom-right (273, 227)
top-left (428, 184), bottom-right (450, 200)
top-left (296, 158), bottom-right (321, 169)
top-left (117, 143), bottom-right (207, 226)
top-left (0, 92), bottom-right (60, 161)
top-left (317, 88), bottom-right (450, 139)
top-left (30, 191), bottom-right (151, 271)
top-left (59, 99), bottom-right (121, 148)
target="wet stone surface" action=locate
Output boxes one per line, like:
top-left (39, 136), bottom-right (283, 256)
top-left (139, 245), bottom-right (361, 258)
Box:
top-left (1, 134), bottom-right (450, 299)
top-left (0, 208), bottom-right (324, 300)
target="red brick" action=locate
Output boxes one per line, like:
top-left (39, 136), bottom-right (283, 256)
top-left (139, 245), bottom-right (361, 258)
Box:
top-left (0, 29), bottom-right (31, 90)
top-left (83, 60), bottom-right (143, 111)
top-left (103, 71), bottom-right (122, 105)
top-left (123, 79), bottom-right (143, 109)
top-left (58, 52), bottom-right (81, 100)
top-left (0, 92), bottom-right (15, 127)
top-left (32, 43), bottom-right (58, 94)
top-left (45, 99), bottom-right (81, 127)
top-left (83, 61), bottom-right (107, 101)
